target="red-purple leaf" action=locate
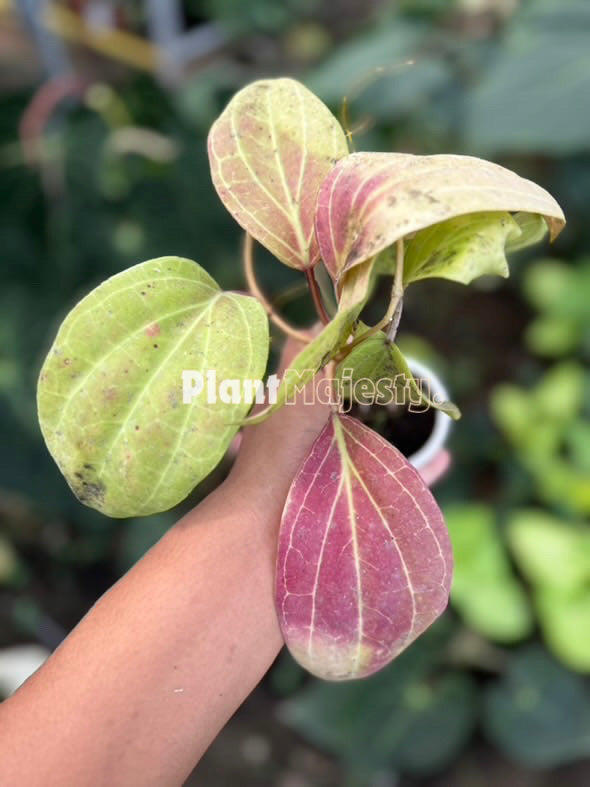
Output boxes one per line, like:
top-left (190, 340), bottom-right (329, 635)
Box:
top-left (276, 413), bottom-right (453, 681)
top-left (315, 152), bottom-right (566, 280)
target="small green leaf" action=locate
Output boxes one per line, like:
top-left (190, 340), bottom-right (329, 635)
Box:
top-left (389, 344), bottom-right (461, 420)
top-left (336, 332), bottom-right (461, 418)
top-left (336, 332), bottom-right (394, 404)
top-left (38, 257), bottom-right (269, 517)
top-left (208, 78), bottom-right (348, 270)
top-left (403, 212), bottom-right (521, 285)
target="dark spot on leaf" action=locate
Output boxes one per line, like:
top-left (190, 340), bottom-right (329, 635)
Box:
top-left (135, 425), bottom-right (140, 430)
top-left (153, 343), bottom-right (159, 349)
top-left (71, 468), bottom-right (106, 508)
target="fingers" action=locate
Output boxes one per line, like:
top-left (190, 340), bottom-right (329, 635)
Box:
top-left (417, 449), bottom-right (451, 487)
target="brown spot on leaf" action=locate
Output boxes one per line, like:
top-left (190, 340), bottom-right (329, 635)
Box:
top-left (71, 467), bottom-right (106, 508)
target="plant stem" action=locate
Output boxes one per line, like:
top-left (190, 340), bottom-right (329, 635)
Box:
top-left (385, 239), bottom-right (405, 343)
top-left (336, 239), bottom-right (406, 361)
top-left (382, 238), bottom-right (405, 341)
top-left (305, 267), bottom-right (331, 325)
top-left (243, 233), bottom-right (310, 344)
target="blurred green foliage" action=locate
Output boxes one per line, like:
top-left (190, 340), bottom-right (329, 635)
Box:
top-left (1, 0), bottom-right (590, 782)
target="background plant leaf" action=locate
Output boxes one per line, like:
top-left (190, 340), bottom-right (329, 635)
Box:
top-left (445, 505), bottom-right (533, 643)
top-left (280, 622), bottom-right (477, 776)
top-left (483, 646), bottom-right (590, 767)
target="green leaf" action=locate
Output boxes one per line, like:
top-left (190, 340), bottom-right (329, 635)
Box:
top-left (0, 537), bottom-right (20, 585)
top-left (522, 259), bottom-right (574, 312)
top-left (526, 316), bottom-right (582, 357)
top-left (445, 505), bottom-right (533, 643)
top-left (389, 344), bottom-right (461, 420)
top-left (207, 78), bottom-right (349, 270)
top-left (245, 304), bottom-right (360, 425)
top-left (37, 257), bottom-right (269, 518)
top-left (336, 332), bottom-right (393, 404)
top-left (507, 509), bottom-right (590, 593)
top-left (536, 586), bottom-right (590, 673)
top-left (523, 259), bottom-right (590, 356)
top-left (404, 212), bottom-right (521, 285)
top-left (307, 20), bottom-right (425, 104)
top-left (483, 646), bottom-right (590, 767)
top-left (336, 331), bottom-right (460, 417)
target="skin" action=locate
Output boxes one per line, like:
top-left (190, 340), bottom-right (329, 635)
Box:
top-left (0, 336), bottom-right (448, 786)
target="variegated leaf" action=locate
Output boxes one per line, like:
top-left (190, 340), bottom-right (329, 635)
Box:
top-left (37, 257), bottom-right (269, 518)
top-left (276, 413), bottom-right (453, 680)
top-left (315, 152), bottom-right (565, 280)
top-left (208, 78), bottom-right (349, 270)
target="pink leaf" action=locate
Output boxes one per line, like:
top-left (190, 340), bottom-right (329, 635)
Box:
top-left (276, 413), bottom-right (453, 680)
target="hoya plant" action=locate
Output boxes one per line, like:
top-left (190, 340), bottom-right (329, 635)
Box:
top-left (37, 78), bottom-right (565, 682)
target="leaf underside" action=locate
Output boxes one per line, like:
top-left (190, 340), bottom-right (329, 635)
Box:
top-left (315, 152), bottom-right (566, 280)
top-left (37, 257), bottom-right (269, 518)
top-left (276, 413), bottom-right (453, 681)
top-left (207, 78), bottom-right (349, 270)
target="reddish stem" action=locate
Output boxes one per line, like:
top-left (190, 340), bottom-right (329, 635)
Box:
top-left (305, 268), bottom-right (330, 325)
